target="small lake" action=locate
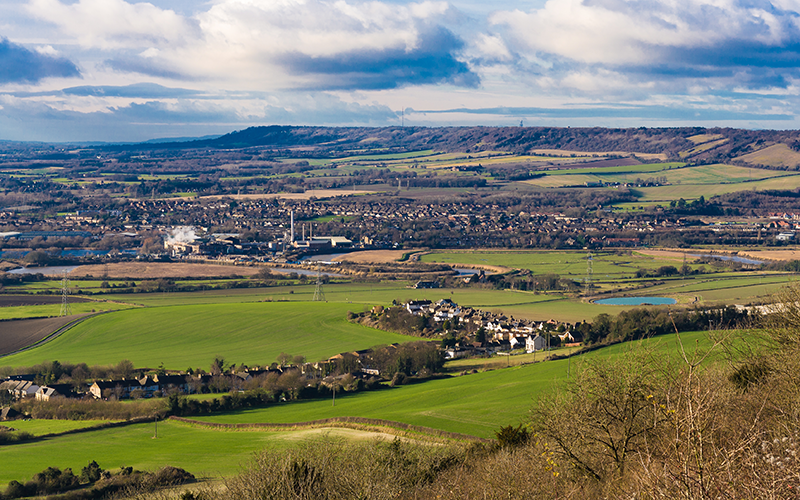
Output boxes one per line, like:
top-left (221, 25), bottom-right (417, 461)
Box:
top-left (595, 296), bottom-right (677, 306)
top-left (301, 253), bottom-right (348, 263)
top-left (690, 254), bottom-right (763, 265)
top-left (7, 265), bottom-right (79, 275)
top-left (454, 268), bottom-right (494, 276)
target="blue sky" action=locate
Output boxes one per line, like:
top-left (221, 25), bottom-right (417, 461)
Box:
top-left (2, 0), bottom-right (800, 142)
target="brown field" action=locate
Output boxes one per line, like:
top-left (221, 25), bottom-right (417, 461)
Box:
top-left (0, 316), bottom-right (85, 356)
top-left (71, 262), bottom-right (262, 279)
top-left (337, 249), bottom-right (425, 263)
top-left (736, 248), bottom-right (800, 261)
top-left (0, 295), bottom-right (88, 308)
top-left (736, 143), bottom-right (800, 168)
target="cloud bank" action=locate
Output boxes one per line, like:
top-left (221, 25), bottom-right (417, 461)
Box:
top-left (5, 0), bottom-right (800, 141)
top-left (0, 38), bottom-right (80, 84)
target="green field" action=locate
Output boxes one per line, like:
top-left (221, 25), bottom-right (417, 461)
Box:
top-left (0, 419), bottom-right (291, 487)
top-left (420, 249), bottom-right (684, 278)
top-left (0, 330), bottom-right (720, 488)
top-left (7, 419), bottom-right (116, 436)
top-left (524, 163), bottom-right (793, 190)
top-left (0, 300), bottom-right (132, 320)
top-left (0, 302), bottom-right (416, 369)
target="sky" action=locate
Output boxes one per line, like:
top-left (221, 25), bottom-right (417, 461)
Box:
top-left (2, 0), bottom-right (800, 142)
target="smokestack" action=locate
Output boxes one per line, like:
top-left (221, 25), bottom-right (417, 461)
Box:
top-left (290, 211), bottom-right (295, 243)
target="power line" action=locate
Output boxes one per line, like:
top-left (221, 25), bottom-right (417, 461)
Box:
top-left (313, 264), bottom-right (326, 302)
top-left (60, 270), bottom-right (72, 316)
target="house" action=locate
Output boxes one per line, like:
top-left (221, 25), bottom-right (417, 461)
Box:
top-left (526, 335), bottom-right (547, 353)
top-left (89, 379), bottom-right (142, 399)
top-left (558, 331), bottom-right (576, 343)
top-left (153, 374), bottom-right (190, 394)
top-left (413, 281), bottom-right (439, 289)
top-left (509, 335), bottom-right (527, 349)
top-left (35, 384), bottom-right (76, 401)
top-left (2, 380), bottom-right (39, 399)
top-left (406, 300), bottom-right (432, 315)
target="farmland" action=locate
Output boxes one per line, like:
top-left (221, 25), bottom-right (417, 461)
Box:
top-left (0, 330), bottom-right (718, 488)
top-left (522, 162), bottom-right (799, 195)
top-left (0, 302), bottom-right (416, 369)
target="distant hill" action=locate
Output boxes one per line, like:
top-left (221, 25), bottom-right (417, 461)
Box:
top-left (113, 125), bottom-right (800, 169)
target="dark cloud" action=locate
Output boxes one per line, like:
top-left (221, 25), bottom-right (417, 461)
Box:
top-left (62, 82), bottom-right (203, 98)
top-left (0, 38), bottom-right (80, 84)
top-left (277, 26), bottom-right (479, 90)
top-left (415, 105), bottom-right (791, 121)
top-left (0, 94), bottom-right (398, 142)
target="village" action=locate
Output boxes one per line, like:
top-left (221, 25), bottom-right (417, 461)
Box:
top-left (0, 296), bottom-right (580, 413)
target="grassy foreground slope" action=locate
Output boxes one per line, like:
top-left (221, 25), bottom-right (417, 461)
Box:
top-left (0, 330), bottom-right (717, 488)
top-left (193, 330), bottom-right (714, 438)
top-left (1, 302), bottom-right (415, 369)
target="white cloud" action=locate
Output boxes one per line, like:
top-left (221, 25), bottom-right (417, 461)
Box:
top-left (473, 33), bottom-right (512, 61)
top-left (23, 0), bottom-right (459, 88)
top-left (34, 44), bottom-right (59, 56)
top-left (490, 0), bottom-right (800, 65)
top-left (26, 0), bottom-right (196, 49)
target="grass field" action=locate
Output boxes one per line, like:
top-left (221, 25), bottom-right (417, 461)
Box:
top-left (0, 302), bottom-right (416, 369)
top-left (0, 300), bottom-right (131, 321)
top-left (7, 419), bottom-right (116, 436)
top-left (636, 173), bottom-right (800, 201)
top-left (420, 249), bottom-right (686, 279)
top-left (0, 419), bottom-right (291, 488)
top-left (525, 163), bottom-right (791, 190)
top-left (0, 330), bottom-right (720, 488)
top-left (191, 330), bottom-right (715, 438)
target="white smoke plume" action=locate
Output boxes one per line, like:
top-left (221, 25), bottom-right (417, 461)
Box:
top-left (165, 226), bottom-right (198, 244)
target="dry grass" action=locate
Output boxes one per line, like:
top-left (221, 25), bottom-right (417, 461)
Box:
top-left (71, 262), bottom-right (262, 279)
top-left (737, 248), bottom-right (800, 261)
top-left (686, 133), bottom-right (725, 144)
top-left (736, 143), bottom-right (800, 168)
top-left (678, 138), bottom-right (728, 158)
top-left (0, 315), bottom-right (85, 356)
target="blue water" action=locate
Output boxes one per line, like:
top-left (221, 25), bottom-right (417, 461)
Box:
top-left (7, 265), bottom-right (79, 275)
top-left (595, 297), bottom-right (676, 306)
top-left (690, 254), bottom-right (763, 265)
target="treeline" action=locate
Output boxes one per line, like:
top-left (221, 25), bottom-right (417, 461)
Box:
top-left (0, 462), bottom-right (194, 500)
top-left (577, 305), bottom-right (751, 345)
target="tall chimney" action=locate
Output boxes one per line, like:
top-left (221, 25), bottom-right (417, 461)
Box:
top-left (290, 211), bottom-right (295, 243)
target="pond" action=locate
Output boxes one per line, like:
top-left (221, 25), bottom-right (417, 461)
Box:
top-left (690, 254), bottom-right (763, 265)
top-left (7, 265), bottom-right (79, 275)
top-left (595, 296), bottom-right (677, 306)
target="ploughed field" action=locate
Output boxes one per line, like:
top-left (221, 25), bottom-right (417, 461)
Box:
top-left (0, 316), bottom-right (86, 357)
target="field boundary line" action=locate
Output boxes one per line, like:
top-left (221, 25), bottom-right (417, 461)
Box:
top-left (0, 311), bottom-right (112, 360)
top-left (169, 416), bottom-right (493, 444)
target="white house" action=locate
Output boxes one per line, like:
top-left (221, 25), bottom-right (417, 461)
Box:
top-left (526, 335), bottom-right (547, 353)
